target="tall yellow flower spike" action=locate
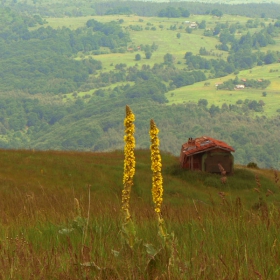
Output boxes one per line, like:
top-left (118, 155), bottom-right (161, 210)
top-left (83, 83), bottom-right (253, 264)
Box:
top-left (120, 105), bottom-right (137, 249)
top-left (150, 119), bottom-right (168, 241)
top-left (150, 119), bottom-right (163, 214)
top-left (122, 105), bottom-right (136, 221)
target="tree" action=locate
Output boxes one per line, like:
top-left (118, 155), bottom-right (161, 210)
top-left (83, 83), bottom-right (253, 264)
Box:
top-left (176, 33), bottom-right (181, 39)
top-left (181, 9), bottom-right (190, 18)
top-left (186, 27), bottom-right (192, 34)
top-left (211, 9), bottom-right (223, 17)
top-left (199, 20), bottom-right (206, 29)
top-left (264, 52), bottom-right (277, 64)
top-left (275, 21), bottom-right (280, 27)
top-left (27, 112), bottom-right (40, 127)
top-left (135, 54), bottom-right (141, 61)
top-left (158, 7), bottom-right (181, 18)
top-left (164, 53), bottom-right (174, 65)
top-left (221, 103), bottom-right (229, 111)
top-left (199, 47), bottom-right (208, 55)
top-left (209, 104), bottom-right (220, 116)
top-left (198, 99), bottom-right (208, 107)
top-left (145, 51), bottom-right (152, 59)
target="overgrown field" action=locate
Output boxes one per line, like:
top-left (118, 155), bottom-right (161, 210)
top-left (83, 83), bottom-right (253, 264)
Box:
top-left (0, 149), bottom-right (280, 279)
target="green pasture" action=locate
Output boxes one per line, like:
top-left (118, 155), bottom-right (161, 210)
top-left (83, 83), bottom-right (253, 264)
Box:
top-left (45, 13), bottom-right (270, 32)
top-left (91, 32), bottom-right (224, 71)
top-left (45, 14), bottom-right (271, 71)
top-left (166, 63), bottom-right (280, 117)
top-left (45, 13), bottom-right (273, 72)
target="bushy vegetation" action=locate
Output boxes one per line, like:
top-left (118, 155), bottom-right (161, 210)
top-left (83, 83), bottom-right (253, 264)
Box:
top-left (1, 96), bottom-right (280, 168)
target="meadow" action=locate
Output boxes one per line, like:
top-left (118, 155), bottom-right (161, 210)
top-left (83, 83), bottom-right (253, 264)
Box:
top-left (0, 147), bottom-right (280, 279)
top-left (45, 13), bottom-right (268, 68)
top-left (166, 63), bottom-right (280, 117)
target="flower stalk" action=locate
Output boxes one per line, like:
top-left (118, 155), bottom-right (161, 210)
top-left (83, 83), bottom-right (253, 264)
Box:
top-left (149, 119), bottom-right (168, 241)
top-left (121, 105), bottom-right (136, 248)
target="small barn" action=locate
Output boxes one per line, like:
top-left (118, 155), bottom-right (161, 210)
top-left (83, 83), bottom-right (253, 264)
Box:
top-left (180, 136), bottom-right (235, 174)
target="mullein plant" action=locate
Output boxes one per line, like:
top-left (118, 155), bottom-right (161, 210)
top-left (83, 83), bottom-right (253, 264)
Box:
top-left (149, 119), bottom-right (168, 242)
top-left (121, 105), bottom-right (137, 249)
top-left (148, 120), bottom-right (180, 277)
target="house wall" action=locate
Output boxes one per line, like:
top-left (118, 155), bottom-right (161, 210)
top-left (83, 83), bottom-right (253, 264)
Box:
top-left (181, 154), bottom-right (202, 170)
top-left (202, 151), bottom-right (234, 173)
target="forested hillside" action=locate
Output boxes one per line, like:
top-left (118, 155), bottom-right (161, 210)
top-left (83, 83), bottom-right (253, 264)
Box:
top-left (0, 2), bottom-right (280, 168)
top-left (6, 0), bottom-right (280, 18)
top-left (1, 95), bottom-right (280, 168)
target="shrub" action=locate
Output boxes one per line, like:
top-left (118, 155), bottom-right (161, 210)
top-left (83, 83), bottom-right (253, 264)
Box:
top-left (247, 162), bottom-right (258, 169)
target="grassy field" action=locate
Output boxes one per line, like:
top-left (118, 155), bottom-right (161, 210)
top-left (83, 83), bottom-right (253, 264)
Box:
top-left (0, 148), bottom-right (280, 278)
top-left (44, 13), bottom-right (272, 70)
top-left (166, 63), bottom-right (280, 117)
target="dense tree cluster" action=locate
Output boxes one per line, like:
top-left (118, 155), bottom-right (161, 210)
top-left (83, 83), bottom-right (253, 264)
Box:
top-left (105, 7), bottom-right (132, 15)
top-left (5, 0), bottom-right (280, 18)
top-left (158, 6), bottom-right (190, 18)
top-left (0, 8), bottom-right (131, 94)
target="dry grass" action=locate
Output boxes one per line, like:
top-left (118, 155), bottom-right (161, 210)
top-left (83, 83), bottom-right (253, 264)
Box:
top-left (0, 149), bottom-right (280, 278)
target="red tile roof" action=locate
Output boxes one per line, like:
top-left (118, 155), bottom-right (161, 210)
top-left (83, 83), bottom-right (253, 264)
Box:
top-left (181, 136), bottom-right (235, 157)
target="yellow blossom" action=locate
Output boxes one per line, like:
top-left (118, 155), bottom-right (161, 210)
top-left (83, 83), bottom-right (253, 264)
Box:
top-left (122, 105), bottom-right (136, 220)
top-left (150, 119), bottom-right (163, 214)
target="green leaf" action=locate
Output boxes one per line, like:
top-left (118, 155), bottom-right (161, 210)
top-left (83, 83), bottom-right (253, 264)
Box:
top-left (144, 243), bottom-right (158, 256)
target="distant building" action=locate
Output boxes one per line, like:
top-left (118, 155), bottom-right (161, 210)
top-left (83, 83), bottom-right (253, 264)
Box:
top-left (189, 22), bottom-right (198, 28)
top-left (180, 136), bottom-right (235, 174)
top-left (215, 82), bottom-right (223, 87)
top-left (235, 84), bottom-right (245, 89)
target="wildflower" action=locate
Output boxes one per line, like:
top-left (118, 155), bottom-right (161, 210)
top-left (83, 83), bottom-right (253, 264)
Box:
top-left (121, 105), bottom-right (137, 248)
top-left (122, 105), bottom-right (136, 220)
top-left (149, 120), bottom-right (171, 248)
top-left (150, 119), bottom-right (163, 214)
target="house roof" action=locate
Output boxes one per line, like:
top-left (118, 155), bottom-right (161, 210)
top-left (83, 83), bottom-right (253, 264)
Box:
top-left (181, 136), bottom-right (235, 157)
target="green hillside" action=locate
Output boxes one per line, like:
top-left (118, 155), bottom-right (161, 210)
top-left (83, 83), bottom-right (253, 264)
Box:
top-left (0, 148), bottom-right (280, 278)
top-left (0, 4), bottom-right (280, 168)
top-left (167, 63), bottom-right (280, 117)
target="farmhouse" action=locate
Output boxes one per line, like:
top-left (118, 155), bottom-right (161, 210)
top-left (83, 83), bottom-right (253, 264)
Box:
top-left (215, 82), bottom-right (223, 87)
top-left (189, 22), bottom-right (198, 28)
top-left (180, 136), bottom-right (235, 174)
top-left (235, 84), bottom-right (245, 89)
